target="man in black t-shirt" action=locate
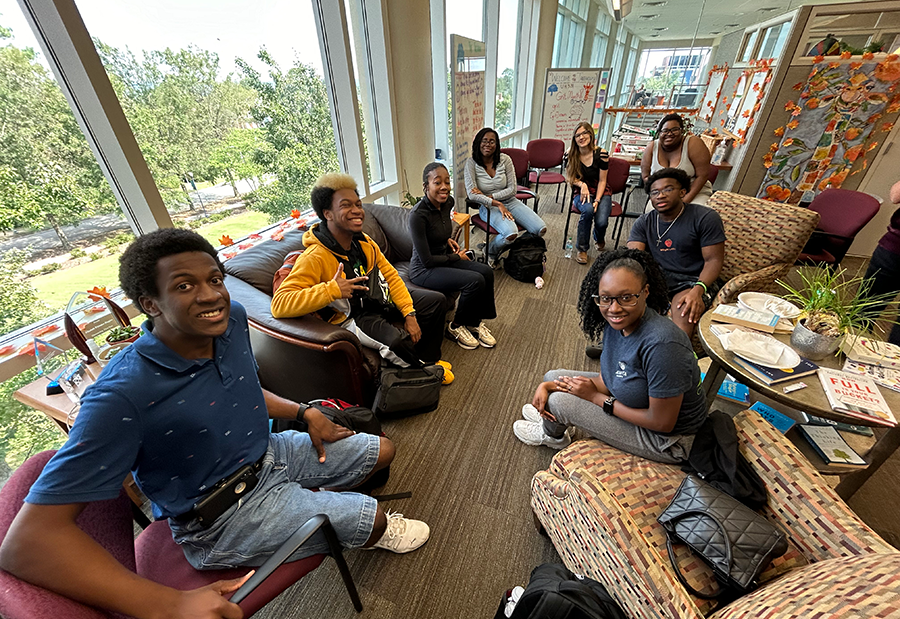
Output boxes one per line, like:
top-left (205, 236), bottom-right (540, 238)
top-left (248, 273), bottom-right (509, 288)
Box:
top-left (628, 168), bottom-right (725, 338)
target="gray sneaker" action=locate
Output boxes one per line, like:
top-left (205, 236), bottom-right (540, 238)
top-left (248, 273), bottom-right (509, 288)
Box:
top-left (371, 511), bottom-right (430, 553)
top-left (447, 323), bottom-right (478, 350)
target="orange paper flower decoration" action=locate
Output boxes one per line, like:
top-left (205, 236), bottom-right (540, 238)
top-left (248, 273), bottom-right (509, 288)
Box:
top-left (0, 345), bottom-right (15, 356)
top-left (774, 126), bottom-right (785, 137)
top-left (291, 209), bottom-right (302, 219)
top-left (87, 286), bottom-right (111, 301)
top-left (271, 231), bottom-right (284, 241)
top-left (844, 127), bottom-right (862, 140)
top-left (32, 324), bottom-right (59, 337)
top-left (828, 62), bottom-right (841, 69)
top-left (882, 122), bottom-right (896, 133)
top-left (762, 154), bottom-right (774, 168)
top-left (850, 62), bottom-right (863, 71)
top-left (875, 60), bottom-right (900, 83)
top-left (806, 98), bottom-right (819, 109)
top-left (840, 51), bottom-right (852, 59)
top-left (814, 55), bottom-right (825, 63)
top-left (784, 100), bottom-right (796, 111)
top-left (787, 120), bottom-right (799, 130)
top-left (862, 52), bottom-right (875, 61)
top-left (219, 235), bottom-right (234, 246)
top-left (765, 185), bottom-right (791, 201)
top-left (844, 145), bottom-right (863, 162)
top-left (792, 82), bottom-right (803, 91)
top-left (783, 138), bottom-right (794, 147)
top-left (867, 142), bottom-right (880, 152)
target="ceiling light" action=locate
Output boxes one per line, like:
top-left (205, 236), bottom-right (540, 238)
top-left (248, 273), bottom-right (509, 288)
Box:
top-left (639, 13), bottom-right (659, 19)
top-left (758, 6), bottom-right (779, 11)
top-left (709, 30), bottom-right (722, 34)
top-left (723, 23), bottom-right (740, 27)
top-left (606, 0), bottom-right (633, 21)
top-left (648, 34), bottom-right (660, 38)
top-left (653, 27), bottom-right (668, 31)
top-left (642, 1), bottom-right (667, 5)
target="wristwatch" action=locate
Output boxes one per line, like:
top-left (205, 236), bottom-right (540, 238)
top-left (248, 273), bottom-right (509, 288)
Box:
top-left (603, 396), bottom-right (616, 416)
top-left (406, 311), bottom-right (417, 318)
top-left (295, 403), bottom-right (310, 423)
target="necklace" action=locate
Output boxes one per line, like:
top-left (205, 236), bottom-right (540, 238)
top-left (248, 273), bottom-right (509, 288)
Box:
top-left (655, 206), bottom-right (684, 246)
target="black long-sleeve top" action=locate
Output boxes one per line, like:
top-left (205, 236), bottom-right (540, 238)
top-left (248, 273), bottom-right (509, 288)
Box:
top-left (409, 195), bottom-right (460, 279)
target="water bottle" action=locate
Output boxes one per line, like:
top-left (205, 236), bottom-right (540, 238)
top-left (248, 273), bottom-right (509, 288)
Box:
top-left (564, 237), bottom-right (573, 259)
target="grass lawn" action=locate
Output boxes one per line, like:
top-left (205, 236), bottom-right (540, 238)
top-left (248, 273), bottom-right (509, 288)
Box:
top-left (31, 211), bottom-right (273, 311)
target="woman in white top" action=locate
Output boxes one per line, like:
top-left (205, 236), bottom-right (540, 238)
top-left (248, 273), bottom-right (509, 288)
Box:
top-left (640, 113), bottom-right (713, 206)
top-left (465, 127), bottom-right (547, 266)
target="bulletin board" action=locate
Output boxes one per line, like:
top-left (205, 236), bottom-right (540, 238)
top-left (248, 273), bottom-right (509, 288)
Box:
top-left (451, 34), bottom-right (486, 203)
top-left (539, 68), bottom-right (606, 141)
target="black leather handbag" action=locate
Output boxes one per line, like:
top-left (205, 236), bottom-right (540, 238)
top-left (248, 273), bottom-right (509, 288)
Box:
top-left (657, 475), bottom-right (788, 599)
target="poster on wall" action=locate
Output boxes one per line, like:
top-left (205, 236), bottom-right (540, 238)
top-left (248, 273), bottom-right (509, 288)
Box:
top-left (728, 64), bottom-right (772, 142)
top-left (758, 56), bottom-right (900, 204)
top-left (451, 35), bottom-right (486, 203)
top-left (699, 65), bottom-right (729, 123)
top-left (539, 68), bottom-right (605, 140)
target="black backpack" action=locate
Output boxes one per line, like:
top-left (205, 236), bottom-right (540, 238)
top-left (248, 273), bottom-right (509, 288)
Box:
top-left (495, 564), bottom-right (627, 619)
top-left (503, 235), bottom-right (547, 282)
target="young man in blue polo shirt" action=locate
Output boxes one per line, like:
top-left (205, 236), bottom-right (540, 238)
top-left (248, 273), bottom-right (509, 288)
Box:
top-left (0, 229), bottom-right (429, 619)
top-left (627, 167), bottom-right (725, 338)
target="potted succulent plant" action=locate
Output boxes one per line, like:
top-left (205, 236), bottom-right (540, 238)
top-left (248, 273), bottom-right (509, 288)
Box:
top-left (106, 325), bottom-right (141, 345)
top-left (778, 267), bottom-right (898, 360)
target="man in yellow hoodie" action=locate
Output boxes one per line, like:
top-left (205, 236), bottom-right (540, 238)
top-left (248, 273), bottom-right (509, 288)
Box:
top-left (272, 173), bottom-right (448, 370)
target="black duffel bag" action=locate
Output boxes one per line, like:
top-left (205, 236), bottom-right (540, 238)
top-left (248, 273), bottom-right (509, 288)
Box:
top-left (373, 364), bottom-right (443, 418)
top-left (504, 235), bottom-right (547, 283)
top-left (495, 564), bottom-right (627, 619)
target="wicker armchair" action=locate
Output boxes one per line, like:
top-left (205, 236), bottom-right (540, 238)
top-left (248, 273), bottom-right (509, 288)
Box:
top-left (707, 191), bottom-right (820, 306)
top-left (531, 410), bottom-right (900, 619)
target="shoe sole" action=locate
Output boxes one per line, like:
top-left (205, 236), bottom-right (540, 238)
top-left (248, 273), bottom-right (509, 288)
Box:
top-left (478, 339), bottom-right (495, 348)
top-left (513, 422), bottom-right (570, 449)
top-left (446, 331), bottom-right (478, 350)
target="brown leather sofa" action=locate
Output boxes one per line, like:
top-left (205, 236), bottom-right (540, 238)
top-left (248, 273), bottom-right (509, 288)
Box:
top-left (223, 202), bottom-right (456, 407)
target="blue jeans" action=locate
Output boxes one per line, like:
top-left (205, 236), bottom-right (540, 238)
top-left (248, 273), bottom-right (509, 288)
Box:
top-left (170, 431), bottom-right (380, 569)
top-left (574, 194), bottom-right (612, 252)
top-left (864, 245), bottom-right (900, 345)
top-left (479, 198), bottom-right (547, 257)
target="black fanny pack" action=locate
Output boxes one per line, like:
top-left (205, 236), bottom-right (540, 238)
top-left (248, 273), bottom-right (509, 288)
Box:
top-left (174, 453), bottom-right (265, 525)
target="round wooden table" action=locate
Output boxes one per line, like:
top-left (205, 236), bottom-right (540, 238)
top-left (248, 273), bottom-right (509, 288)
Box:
top-left (698, 311), bottom-right (900, 501)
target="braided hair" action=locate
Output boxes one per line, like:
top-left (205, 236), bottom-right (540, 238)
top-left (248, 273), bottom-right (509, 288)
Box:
top-left (577, 248), bottom-right (670, 343)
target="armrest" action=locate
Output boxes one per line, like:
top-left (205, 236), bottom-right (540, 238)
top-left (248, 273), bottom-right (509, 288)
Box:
top-left (715, 263), bottom-right (791, 305)
top-left (230, 514), bottom-right (360, 612)
top-left (532, 470), bottom-right (700, 619)
top-left (734, 410), bottom-right (895, 561)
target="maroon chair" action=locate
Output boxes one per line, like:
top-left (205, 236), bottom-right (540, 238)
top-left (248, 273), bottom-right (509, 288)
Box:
top-left (466, 200), bottom-right (525, 263)
top-left (707, 163), bottom-right (720, 186)
top-left (526, 139), bottom-right (567, 211)
top-left (562, 157), bottom-right (632, 249)
top-left (500, 147), bottom-right (540, 213)
top-left (0, 451), bottom-right (361, 618)
top-left (797, 188), bottom-right (881, 266)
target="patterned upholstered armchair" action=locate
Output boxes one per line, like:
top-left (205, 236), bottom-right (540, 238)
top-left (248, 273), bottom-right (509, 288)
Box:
top-left (531, 409), bottom-right (900, 619)
top-left (706, 191), bottom-right (820, 306)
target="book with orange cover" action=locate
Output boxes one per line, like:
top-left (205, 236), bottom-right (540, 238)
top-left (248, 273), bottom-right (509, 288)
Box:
top-left (816, 367), bottom-right (896, 427)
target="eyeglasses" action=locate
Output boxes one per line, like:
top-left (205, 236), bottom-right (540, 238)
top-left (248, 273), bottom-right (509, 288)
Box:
top-left (592, 293), bottom-right (642, 308)
top-left (575, 131), bottom-right (592, 139)
top-left (649, 186), bottom-right (678, 198)
top-left (659, 127), bottom-right (682, 136)
top-left (481, 138), bottom-right (497, 145)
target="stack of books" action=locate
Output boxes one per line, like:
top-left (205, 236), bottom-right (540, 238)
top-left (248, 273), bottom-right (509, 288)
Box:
top-left (797, 424), bottom-right (867, 466)
top-left (710, 305), bottom-right (780, 333)
top-left (733, 356), bottom-right (818, 386)
top-left (843, 338), bottom-right (900, 394)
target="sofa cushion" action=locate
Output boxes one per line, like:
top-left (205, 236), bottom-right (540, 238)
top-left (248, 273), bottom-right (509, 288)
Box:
top-left (364, 202), bottom-right (413, 263)
top-left (549, 440), bottom-right (808, 615)
top-left (224, 228), bottom-right (307, 296)
top-left (362, 205), bottom-right (391, 259)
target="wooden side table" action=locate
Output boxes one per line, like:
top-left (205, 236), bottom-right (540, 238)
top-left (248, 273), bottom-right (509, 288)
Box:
top-left (452, 211), bottom-right (471, 250)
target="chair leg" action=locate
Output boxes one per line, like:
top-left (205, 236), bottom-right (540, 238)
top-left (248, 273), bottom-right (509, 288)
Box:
top-left (563, 205), bottom-right (574, 249)
top-left (483, 208), bottom-right (491, 264)
top-left (322, 521), bottom-right (363, 613)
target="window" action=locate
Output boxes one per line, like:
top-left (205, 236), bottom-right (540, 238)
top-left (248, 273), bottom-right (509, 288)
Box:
top-left (590, 12), bottom-right (612, 67)
top-left (758, 21), bottom-right (790, 59)
top-left (77, 0), bottom-right (337, 237)
top-left (495, 0), bottom-right (522, 135)
top-left (552, 0), bottom-right (589, 68)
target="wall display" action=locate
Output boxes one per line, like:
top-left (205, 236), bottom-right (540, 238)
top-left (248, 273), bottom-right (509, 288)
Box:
top-left (699, 65), bottom-right (729, 123)
top-left (726, 60), bottom-right (774, 143)
top-left (539, 68), bottom-right (606, 140)
top-left (451, 34), bottom-right (486, 204)
top-left (758, 54), bottom-right (900, 204)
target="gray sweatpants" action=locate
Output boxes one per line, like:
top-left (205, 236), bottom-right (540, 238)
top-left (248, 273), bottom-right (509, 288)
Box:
top-left (542, 369), bottom-right (694, 464)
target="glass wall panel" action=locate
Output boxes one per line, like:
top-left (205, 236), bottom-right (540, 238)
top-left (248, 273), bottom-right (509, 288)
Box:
top-left (495, 0), bottom-right (523, 135)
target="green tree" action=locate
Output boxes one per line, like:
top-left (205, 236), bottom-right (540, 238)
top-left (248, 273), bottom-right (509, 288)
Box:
top-left (0, 250), bottom-right (64, 474)
top-left (0, 26), bottom-right (113, 248)
top-left (495, 68), bottom-right (515, 135)
top-left (236, 50), bottom-right (339, 220)
top-left (207, 128), bottom-right (270, 196)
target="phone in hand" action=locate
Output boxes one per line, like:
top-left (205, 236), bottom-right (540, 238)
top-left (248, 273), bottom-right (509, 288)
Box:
top-left (464, 249), bottom-right (476, 260)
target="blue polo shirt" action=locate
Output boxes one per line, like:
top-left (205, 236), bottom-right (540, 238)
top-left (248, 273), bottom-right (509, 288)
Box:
top-left (26, 302), bottom-right (269, 520)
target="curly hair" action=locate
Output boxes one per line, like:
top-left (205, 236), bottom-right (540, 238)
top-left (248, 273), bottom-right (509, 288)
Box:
top-left (577, 248), bottom-right (670, 343)
top-left (646, 167), bottom-right (691, 191)
top-left (119, 228), bottom-right (224, 316)
top-left (310, 173), bottom-right (358, 219)
top-left (471, 127), bottom-right (501, 168)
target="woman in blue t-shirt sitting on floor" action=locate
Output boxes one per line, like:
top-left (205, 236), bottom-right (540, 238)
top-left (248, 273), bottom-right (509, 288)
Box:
top-left (513, 248), bottom-right (708, 463)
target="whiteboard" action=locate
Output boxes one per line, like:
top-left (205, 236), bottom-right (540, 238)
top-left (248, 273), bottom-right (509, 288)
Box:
top-left (539, 68), bottom-right (604, 141)
top-left (451, 35), bottom-right (486, 203)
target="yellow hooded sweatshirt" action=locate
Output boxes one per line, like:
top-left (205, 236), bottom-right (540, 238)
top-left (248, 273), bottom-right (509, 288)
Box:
top-left (271, 224), bottom-right (414, 324)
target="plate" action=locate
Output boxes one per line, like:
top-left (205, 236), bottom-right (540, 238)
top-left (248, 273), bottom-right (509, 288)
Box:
top-left (723, 328), bottom-right (802, 368)
top-left (737, 292), bottom-right (801, 319)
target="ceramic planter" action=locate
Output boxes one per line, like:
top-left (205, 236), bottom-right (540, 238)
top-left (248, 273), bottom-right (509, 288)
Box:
top-left (790, 318), bottom-right (841, 360)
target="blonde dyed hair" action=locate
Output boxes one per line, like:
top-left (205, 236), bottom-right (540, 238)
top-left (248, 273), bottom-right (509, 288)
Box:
top-left (311, 172), bottom-right (360, 219)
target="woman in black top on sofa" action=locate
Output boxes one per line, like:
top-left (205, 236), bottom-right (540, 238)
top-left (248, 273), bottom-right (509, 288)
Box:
top-left (409, 162), bottom-right (498, 351)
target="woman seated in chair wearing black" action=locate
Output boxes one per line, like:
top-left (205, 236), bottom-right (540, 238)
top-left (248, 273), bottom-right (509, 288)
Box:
top-left (566, 121), bottom-right (612, 265)
top-left (513, 248), bottom-right (708, 463)
top-left (408, 162), bottom-right (498, 351)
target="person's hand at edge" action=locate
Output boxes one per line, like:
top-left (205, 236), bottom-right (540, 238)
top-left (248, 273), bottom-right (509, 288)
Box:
top-left (303, 408), bottom-right (355, 463)
top-left (405, 315), bottom-right (421, 343)
top-left (167, 572), bottom-right (253, 619)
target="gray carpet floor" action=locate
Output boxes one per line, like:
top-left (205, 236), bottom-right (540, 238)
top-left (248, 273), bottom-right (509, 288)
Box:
top-left (256, 185), bottom-right (900, 618)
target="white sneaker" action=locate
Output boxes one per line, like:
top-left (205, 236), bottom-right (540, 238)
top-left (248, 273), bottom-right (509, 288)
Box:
top-left (513, 420), bottom-right (571, 450)
top-left (371, 511), bottom-right (430, 553)
top-left (473, 322), bottom-right (496, 348)
top-left (488, 255), bottom-right (502, 270)
top-left (521, 403), bottom-right (541, 422)
top-left (447, 323), bottom-right (478, 350)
